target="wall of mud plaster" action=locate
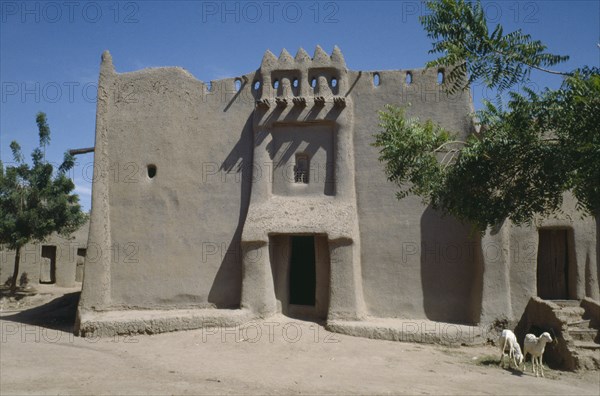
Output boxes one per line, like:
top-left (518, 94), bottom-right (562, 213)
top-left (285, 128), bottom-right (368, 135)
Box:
top-left (351, 69), bottom-right (483, 324)
top-left (479, 202), bottom-right (597, 325)
top-left (82, 57), bottom-right (256, 310)
top-left (507, 198), bottom-right (598, 317)
top-left (0, 221), bottom-right (88, 288)
top-left (79, 49), bottom-right (597, 332)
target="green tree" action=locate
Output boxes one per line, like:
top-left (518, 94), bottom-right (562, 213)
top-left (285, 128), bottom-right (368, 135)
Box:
top-left (374, 0), bottom-right (599, 231)
top-left (0, 112), bottom-right (87, 293)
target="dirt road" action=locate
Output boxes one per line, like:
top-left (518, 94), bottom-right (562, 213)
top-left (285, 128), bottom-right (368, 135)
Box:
top-left (1, 311), bottom-right (598, 395)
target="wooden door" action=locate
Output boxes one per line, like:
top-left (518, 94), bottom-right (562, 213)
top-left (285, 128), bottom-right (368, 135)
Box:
top-left (537, 229), bottom-right (569, 299)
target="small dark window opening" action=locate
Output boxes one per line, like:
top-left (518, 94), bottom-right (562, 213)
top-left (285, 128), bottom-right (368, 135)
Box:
top-left (373, 73), bottom-right (380, 86)
top-left (294, 154), bottom-right (309, 184)
top-left (292, 78), bottom-right (299, 88)
top-left (437, 70), bottom-right (444, 85)
top-left (331, 77), bottom-right (337, 88)
top-left (235, 79), bottom-right (242, 91)
top-left (253, 80), bottom-right (261, 91)
top-left (273, 79), bottom-right (279, 89)
top-left (147, 164), bottom-right (157, 178)
top-left (311, 77), bottom-right (317, 89)
top-left (405, 72), bottom-right (412, 85)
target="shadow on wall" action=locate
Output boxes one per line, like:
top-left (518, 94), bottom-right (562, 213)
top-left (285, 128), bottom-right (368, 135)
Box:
top-left (420, 206), bottom-right (482, 325)
top-left (206, 115), bottom-right (254, 309)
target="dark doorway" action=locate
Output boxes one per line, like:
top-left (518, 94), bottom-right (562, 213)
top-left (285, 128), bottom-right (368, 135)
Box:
top-left (289, 236), bottom-right (316, 306)
top-left (537, 229), bottom-right (570, 299)
top-left (76, 248), bottom-right (86, 282)
top-left (40, 245), bottom-right (57, 284)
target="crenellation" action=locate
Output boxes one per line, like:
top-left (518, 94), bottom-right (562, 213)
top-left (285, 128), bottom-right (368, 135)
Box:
top-left (294, 47), bottom-right (312, 64)
top-left (259, 49), bottom-right (278, 70)
top-left (330, 45), bottom-right (346, 68)
top-left (312, 45), bottom-right (332, 68)
top-left (256, 46), bottom-right (348, 105)
top-left (277, 48), bottom-right (295, 68)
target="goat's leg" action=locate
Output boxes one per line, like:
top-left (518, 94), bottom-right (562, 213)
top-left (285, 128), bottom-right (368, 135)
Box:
top-left (500, 339), bottom-right (508, 367)
top-left (510, 348), bottom-right (518, 369)
top-left (512, 351), bottom-right (519, 369)
top-left (529, 355), bottom-right (534, 373)
top-left (540, 355), bottom-right (544, 378)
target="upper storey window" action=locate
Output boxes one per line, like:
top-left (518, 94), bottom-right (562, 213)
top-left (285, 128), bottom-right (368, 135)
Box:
top-left (294, 154), bottom-right (309, 184)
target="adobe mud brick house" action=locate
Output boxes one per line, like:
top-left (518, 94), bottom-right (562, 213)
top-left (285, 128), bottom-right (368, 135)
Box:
top-left (76, 48), bottom-right (598, 340)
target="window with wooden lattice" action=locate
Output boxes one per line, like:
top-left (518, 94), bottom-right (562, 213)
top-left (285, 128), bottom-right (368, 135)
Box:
top-left (294, 153), bottom-right (309, 184)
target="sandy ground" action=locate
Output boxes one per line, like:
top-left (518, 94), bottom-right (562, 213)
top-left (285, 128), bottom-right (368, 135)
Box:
top-left (1, 290), bottom-right (599, 395)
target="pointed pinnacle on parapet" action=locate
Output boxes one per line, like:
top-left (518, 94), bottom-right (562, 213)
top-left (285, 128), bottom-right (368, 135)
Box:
top-left (312, 45), bottom-right (331, 67)
top-left (331, 46), bottom-right (346, 68)
top-left (278, 48), bottom-right (295, 67)
top-left (101, 50), bottom-right (115, 73)
top-left (295, 47), bottom-right (311, 63)
top-left (260, 49), bottom-right (278, 70)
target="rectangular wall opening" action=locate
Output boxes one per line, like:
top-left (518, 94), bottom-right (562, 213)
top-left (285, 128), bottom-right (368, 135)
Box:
top-left (76, 248), bottom-right (87, 282)
top-left (537, 229), bottom-right (572, 300)
top-left (40, 245), bottom-right (57, 284)
top-left (289, 236), bottom-right (316, 306)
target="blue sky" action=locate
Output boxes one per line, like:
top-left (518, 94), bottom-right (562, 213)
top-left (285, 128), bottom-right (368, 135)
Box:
top-left (1, 0), bottom-right (599, 211)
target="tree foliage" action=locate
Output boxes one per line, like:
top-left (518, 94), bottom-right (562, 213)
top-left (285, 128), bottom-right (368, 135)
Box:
top-left (0, 112), bottom-right (87, 292)
top-left (421, 0), bottom-right (570, 94)
top-left (374, 0), bottom-right (599, 231)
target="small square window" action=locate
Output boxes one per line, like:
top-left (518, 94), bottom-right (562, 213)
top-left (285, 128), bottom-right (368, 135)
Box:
top-left (294, 154), bottom-right (309, 184)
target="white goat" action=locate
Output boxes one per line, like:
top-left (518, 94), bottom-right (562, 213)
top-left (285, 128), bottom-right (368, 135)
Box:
top-left (523, 332), bottom-right (553, 377)
top-left (498, 329), bottom-right (523, 369)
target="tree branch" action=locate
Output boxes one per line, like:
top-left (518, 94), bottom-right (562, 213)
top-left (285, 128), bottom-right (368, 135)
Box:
top-left (433, 140), bottom-right (467, 153)
top-left (490, 48), bottom-right (572, 77)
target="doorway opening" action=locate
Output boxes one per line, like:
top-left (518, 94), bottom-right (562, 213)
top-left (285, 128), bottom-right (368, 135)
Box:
top-left (76, 248), bottom-right (87, 282)
top-left (537, 228), bottom-right (574, 300)
top-left (269, 234), bottom-right (330, 320)
top-left (289, 236), bottom-right (316, 306)
top-left (40, 245), bottom-right (57, 284)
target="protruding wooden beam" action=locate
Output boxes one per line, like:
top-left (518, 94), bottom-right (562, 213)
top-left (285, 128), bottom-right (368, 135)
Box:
top-left (68, 147), bottom-right (95, 156)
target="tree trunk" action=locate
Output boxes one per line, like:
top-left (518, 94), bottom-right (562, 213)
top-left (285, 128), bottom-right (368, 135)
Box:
top-left (10, 245), bottom-right (21, 294)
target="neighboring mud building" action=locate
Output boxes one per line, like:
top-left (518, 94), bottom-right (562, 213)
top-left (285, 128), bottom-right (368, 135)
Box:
top-left (77, 48), bottom-right (598, 339)
top-left (1, 221), bottom-right (89, 288)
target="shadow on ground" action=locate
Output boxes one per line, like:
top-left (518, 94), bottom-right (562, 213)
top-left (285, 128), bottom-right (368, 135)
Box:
top-left (0, 286), bottom-right (39, 300)
top-left (477, 357), bottom-right (525, 376)
top-left (1, 292), bottom-right (80, 333)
